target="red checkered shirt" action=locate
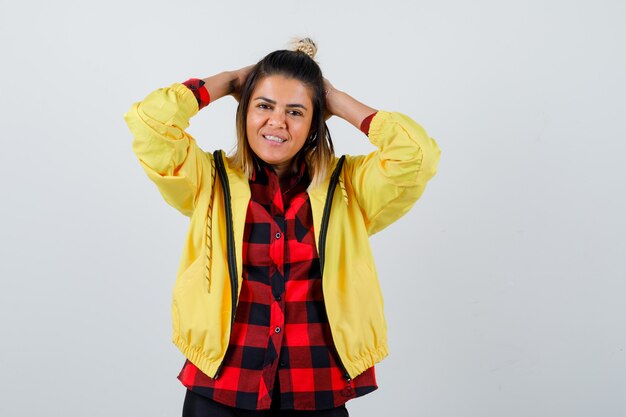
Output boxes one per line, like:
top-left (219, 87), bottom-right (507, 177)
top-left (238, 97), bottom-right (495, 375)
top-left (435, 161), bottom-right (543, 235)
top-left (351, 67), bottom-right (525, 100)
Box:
top-left (177, 79), bottom-right (378, 411)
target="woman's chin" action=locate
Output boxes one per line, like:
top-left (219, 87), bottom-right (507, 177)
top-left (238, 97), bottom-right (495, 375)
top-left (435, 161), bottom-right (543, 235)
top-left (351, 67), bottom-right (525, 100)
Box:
top-left (253, 148), bottom-right (294, 168)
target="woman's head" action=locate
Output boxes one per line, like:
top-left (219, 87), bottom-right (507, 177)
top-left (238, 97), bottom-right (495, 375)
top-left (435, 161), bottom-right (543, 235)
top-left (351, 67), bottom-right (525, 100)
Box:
top-left (232, 38), bottom-right (334, 187)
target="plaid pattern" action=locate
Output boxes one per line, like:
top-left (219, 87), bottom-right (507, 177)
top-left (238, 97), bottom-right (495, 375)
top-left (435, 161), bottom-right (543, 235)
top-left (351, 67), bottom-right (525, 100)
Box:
top-left (178, 159), bottom-right (377, 410)
top-left (176, 80), bottom-right (378, 410)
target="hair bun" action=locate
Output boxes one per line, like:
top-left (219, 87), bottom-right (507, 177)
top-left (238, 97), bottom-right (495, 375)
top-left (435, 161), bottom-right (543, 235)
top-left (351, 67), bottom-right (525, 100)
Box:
top-left (292, 37), bottom-right (317, 59)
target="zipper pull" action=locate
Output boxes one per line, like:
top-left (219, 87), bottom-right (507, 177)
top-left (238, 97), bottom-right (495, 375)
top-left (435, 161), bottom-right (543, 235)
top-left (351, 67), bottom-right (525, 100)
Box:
top-left (341, 372), bottom-right (354, 397)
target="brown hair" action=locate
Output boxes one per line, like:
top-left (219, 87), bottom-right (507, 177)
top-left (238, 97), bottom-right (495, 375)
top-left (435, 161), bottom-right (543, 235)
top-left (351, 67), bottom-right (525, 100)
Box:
top-left (230, 39), bottom-right (334, 189)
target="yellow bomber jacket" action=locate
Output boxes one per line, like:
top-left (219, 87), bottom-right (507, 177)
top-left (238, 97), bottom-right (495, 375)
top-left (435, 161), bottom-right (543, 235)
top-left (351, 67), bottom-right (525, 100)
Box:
top-left (124, 83), bottom-right (441, 379)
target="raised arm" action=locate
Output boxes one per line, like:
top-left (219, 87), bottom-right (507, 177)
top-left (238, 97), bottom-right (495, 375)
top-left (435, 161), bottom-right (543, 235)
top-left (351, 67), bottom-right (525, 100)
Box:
top-left (324, 78), bottom-right (378, 130)
top-left (124, 67), bottom-right (251, 217)
top-left (324, 79), bottom-right (441, 235)
top-left (201, 66), bottom-right (253, 103)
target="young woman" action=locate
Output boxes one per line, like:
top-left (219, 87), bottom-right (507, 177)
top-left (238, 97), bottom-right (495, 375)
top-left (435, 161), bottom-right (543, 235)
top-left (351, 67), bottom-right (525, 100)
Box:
top-left (125, 38), bottom-right (441, 416)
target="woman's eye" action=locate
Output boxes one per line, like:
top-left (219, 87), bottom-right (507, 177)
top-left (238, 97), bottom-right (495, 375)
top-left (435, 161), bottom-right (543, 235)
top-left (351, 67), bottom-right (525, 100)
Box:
top-left (257, 103), bottom-right (271, 109)
top-left (288, 110), bottom-right (303, 117)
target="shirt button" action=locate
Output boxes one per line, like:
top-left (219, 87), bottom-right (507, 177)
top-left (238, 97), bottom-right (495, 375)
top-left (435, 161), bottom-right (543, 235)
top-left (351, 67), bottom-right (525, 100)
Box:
top-left (275, 232), bottom-right (281, 239)
top-left (275, 295), bottom-right (281, 301)
top-left (342, 386), bottom-right (354, 397)
top-left (274, 326), bottom-right (281, 333)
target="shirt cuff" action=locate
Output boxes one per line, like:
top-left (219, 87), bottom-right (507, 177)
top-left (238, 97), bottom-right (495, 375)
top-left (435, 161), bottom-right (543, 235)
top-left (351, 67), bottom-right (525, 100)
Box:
top-left (360, 112), bottom-right (378, 136)
top-left (182, 78), bottom-right (211, 110)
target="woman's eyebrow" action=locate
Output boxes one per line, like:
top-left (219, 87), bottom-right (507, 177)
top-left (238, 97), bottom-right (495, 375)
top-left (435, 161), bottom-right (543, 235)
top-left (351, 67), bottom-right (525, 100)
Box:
top-left (253, 96), bottom-right (308, 110)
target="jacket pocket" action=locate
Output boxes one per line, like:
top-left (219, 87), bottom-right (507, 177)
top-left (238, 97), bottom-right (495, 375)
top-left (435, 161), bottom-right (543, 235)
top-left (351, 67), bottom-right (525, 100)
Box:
top-left (173, 255), bottom-right (205, 297)
top-left (172, 255), bottom-right (205, 334)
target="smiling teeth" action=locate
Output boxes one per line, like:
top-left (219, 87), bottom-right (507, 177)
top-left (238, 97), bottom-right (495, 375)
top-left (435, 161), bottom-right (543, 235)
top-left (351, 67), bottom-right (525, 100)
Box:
top-left (264, 135), bottom-right (286, 143)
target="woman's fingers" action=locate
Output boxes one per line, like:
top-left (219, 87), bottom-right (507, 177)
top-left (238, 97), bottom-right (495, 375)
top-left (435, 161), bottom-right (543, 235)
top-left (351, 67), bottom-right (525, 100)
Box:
top-left (323, 78), bottom-right (336, 119)
top-left (231, 65), bottom-right (254, 102)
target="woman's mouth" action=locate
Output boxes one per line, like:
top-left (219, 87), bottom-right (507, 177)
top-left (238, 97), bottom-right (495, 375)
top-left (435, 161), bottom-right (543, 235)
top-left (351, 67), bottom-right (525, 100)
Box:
top-left (263, 134), bottom-right (286, 143)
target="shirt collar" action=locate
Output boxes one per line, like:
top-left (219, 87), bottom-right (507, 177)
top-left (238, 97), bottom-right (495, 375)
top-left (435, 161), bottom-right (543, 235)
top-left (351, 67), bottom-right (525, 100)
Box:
top-left (250, 153), bottom-right (309, 188)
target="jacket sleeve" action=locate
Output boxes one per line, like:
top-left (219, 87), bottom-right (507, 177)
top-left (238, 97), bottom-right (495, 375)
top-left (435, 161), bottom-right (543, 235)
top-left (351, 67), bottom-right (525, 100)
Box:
top-left (344, 111), bottom-right (441, 235)
top-left (124, 83), bottom-right (213, 217)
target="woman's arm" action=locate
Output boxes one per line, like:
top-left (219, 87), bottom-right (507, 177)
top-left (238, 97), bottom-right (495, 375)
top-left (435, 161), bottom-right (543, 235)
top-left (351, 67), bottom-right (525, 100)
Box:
top-left (124, 67), bottom-right (252, 217)
top-left (202, 65), bottom-right (253, 103)
top-left (324, 79), bottom-right (441, 235)
top-left (324, 79), bottom-right (377, 129)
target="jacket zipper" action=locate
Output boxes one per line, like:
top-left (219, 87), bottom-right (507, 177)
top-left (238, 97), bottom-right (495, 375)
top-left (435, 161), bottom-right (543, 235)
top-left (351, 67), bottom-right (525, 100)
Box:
top-left (318, 156), bottom-right (352, 383)
top-left (212, 151), bottom-right (239, 379)
top-left (211, 154), bottom-right (350, 382)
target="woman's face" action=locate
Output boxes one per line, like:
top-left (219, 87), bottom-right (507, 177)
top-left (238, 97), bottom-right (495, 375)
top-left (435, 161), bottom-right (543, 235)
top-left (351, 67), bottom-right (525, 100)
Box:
top-left (246, 75), bottom-right (314, 175)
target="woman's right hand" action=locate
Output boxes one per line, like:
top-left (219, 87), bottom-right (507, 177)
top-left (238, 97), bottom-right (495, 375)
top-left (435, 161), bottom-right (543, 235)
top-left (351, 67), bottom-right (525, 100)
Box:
top-left (231, 65), bottom-right (254, 102)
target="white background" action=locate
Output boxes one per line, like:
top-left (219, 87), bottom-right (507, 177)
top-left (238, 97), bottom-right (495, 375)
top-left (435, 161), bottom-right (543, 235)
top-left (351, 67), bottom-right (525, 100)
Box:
top-left (1, 0), bottom-right (625, 416)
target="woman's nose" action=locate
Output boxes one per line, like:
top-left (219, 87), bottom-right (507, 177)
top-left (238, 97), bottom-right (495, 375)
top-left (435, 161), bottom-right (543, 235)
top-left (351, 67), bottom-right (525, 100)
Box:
top-left (268, 110), bottom-right (286, 128)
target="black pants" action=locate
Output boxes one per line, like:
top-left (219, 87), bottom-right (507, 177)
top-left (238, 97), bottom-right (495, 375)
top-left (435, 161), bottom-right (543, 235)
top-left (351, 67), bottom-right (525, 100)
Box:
top-left (182, 389), bottom-right (349, 417)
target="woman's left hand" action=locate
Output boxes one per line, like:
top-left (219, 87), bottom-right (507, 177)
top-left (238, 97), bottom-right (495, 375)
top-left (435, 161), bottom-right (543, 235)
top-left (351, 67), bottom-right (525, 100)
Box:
top-left (323, 78), bottom-right (338, 121)
top-left (322, 77), bottom-right (378, 130)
